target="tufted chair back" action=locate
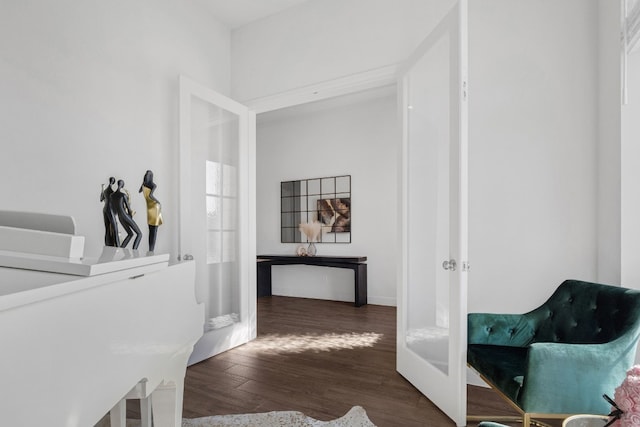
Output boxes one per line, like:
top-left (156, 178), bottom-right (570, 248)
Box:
top-left (526, 280), bottom-right (640, 345)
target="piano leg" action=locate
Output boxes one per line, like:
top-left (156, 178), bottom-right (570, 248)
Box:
top-left (140, 395), bottom-right (152, 427)
top-left (109, 400), bottom-right (126, 427)
top-left (108, 395), bottom-right (150, 427)
top-left (151, 378), bottom-right (185, 427)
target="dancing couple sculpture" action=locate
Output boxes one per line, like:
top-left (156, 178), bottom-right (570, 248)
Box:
top-left (101, 170), bottom-right (163, 252)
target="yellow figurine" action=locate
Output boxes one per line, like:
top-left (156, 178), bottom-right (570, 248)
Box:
top-left (139, 170), bottom-right (163, 252)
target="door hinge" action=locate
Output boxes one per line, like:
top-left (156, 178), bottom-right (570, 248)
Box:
top-left (462, 261), bottom-right (470, 272)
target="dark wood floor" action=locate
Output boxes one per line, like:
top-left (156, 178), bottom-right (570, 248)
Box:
top-left (126, 296), bottom-right (561, 426)
top-left (173, 296), bottom-right (547, 427)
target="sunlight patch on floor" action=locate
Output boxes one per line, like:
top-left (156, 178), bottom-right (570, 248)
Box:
top-left (244, 332), bottom-right (383, 354)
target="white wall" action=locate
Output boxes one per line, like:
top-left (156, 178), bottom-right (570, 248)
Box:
top-left (0, 0), bottom-right (230, 257)
top-left (256, 89), bottom-right (398, 305)
top-left (599, 0), bottom-right (623, 285)
top-left (240, 0), bottom-right (600, 312)
top-left (621, 51), bottom-right (640, 366)
top-left (622, 50), bottom-right (640, 288)
top-left (467, 0), bottom-right (599, 312)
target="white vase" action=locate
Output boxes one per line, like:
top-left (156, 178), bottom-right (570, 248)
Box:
top-left (307, 242), bottom-right (317, 256)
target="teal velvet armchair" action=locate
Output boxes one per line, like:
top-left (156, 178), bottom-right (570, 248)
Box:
top-left (467, 280), bottom-right (640, 426)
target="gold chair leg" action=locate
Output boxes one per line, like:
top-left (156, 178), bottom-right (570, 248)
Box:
top-left (531, 421), bottom-right (553, 427)
top-left (467, 414), bottom-right (553, 427)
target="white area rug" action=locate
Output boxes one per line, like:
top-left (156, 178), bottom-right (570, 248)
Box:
top-left (96, 406), bottom-right (376, 427)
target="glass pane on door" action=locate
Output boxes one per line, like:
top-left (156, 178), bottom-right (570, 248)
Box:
top-left (190, 97), bottom-right (241, 334)
top-left (405, 32), bottom-right (452, 374)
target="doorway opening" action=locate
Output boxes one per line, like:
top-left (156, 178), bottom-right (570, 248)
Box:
top-left (254, 84), bottom-right (398, 308)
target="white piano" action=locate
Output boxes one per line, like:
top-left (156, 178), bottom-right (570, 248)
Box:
top-left (0, 211), bottom-right (204, 427)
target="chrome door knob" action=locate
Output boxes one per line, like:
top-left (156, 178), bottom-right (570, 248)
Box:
top-left (442, 259), bottom-right (457, 271)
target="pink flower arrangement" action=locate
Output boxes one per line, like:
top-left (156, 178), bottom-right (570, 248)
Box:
top-left (609, 366), bottom-right (640, 427)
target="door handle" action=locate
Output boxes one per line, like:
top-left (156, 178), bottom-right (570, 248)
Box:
top-left (442, 259), bottom-right (457, 271)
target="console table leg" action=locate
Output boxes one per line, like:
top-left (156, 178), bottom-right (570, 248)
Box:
top-left (257, 262), bottom-right (272, 297)
top-left (354, 264), bottom-right (367, 307)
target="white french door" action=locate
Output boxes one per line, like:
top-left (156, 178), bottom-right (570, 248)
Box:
top-left (179, 76), bottom-right (256, 365)
top-left (397, 1), bottom-right (468, 426)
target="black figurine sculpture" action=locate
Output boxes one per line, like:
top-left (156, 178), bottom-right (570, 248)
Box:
top-left (139, 170), bottom-right (163, 252)
top-left (100, 177), bottom-right (120, 247)
top-left (111, 179), bottom-right (142, 249)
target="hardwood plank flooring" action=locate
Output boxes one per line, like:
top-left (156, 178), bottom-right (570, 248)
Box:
top-left (131, 296), bottom-right (561, 426)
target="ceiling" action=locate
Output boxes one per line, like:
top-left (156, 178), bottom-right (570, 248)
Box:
top-left (198, 0), bottom-right (311, 29)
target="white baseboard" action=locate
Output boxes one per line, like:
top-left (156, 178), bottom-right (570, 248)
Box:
top-left (367, 296), bottom-right (396, 306)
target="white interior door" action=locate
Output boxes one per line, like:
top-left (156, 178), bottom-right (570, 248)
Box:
top-left (179, 76), bottom-right (257, 365)
top-left (397, 1), bottom-right (468, 426)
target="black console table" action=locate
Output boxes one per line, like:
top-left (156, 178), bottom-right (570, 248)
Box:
top-left (256, 255), bottom-right (367, 307)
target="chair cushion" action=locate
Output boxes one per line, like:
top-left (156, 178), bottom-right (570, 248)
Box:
top-left (467, 344), bottom-right (528, 403)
